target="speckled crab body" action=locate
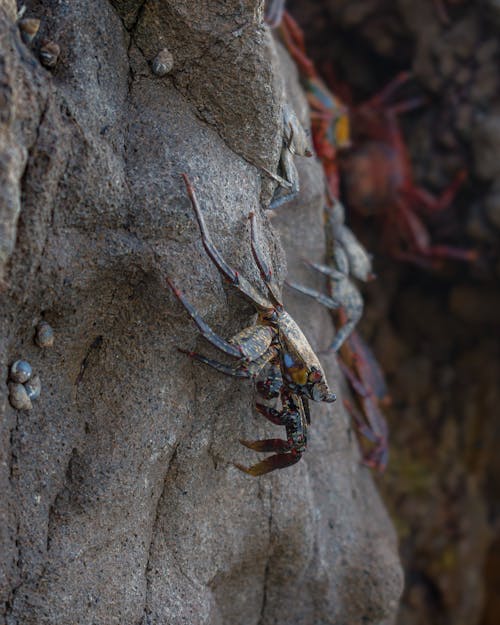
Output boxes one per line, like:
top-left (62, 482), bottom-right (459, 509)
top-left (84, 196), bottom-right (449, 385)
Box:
top-left (167, 175), bottom-right (336, 476)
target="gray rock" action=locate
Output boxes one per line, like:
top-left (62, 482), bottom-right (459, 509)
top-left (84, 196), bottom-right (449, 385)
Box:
top-left (0, 2), bottom-right (402, 624)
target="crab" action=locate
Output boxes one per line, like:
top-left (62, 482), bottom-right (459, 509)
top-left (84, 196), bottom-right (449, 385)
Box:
top-left (280, 13), bottom-right (476, 268)
top-left (264, 0), bottom-right (286, 28)
top-left (269, 103), bottom-right (313, 209)
top-left (167, 174), bottom-right (336, 476)
top-left (286, 203), bottom-right (389, 469)
top-left (341, 72), bottom-right (477, 269)
top-left (286, 197), bottom-right (389, 468)
top-left (287, 198), bottom-right (374, 353)
top-left (336, 314), bottom-right (390, 471)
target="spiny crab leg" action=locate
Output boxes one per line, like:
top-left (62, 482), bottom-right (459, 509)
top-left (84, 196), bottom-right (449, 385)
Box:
top-left (168, 175), bottom-right (337, 475)
top-left (166, 277), bottom-right (244, 359)
top-left (181, 173), bottom-right (273, 312)
top-left (248, 211), bottom-right (282, 308)
top-left (285, 280), bottom-right (340, 310)
top-left (177, 348), bottom-right (277, 379)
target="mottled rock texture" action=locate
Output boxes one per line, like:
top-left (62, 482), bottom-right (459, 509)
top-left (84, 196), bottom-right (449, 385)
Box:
top-left (0, 2), bottom-right (402, 624)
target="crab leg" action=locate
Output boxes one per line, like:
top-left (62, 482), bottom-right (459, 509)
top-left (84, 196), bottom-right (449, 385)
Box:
top-left (337, 359), bottom-right (369, 397)
top-left (329, 316), bottom-right (362, 354)
top-left (264, 0), bottom-right (286, 28)
top-left (406, 169), bottom-right (467, 214)
top-left (236, 390), bottom-right (308, 476)
top-left (386, 97), bottom-right (426, 116)
top-left (344, 397), bottom-right (388, 471)
top-left (239, 438), bottom-right (291, 452)
top-left (303, 259), bottom-right (345, 281)
top-left (394, 200), bottom-right (477, 264)
top-left (178, 347), bottom-right (276, 379)
top-left (181, 174), bottom-right (273, 312)
top-left (279, 11), bottom-right (315, 77)
top-left (286, 280), bottom-right (341, 309)
top-left (234, 451), bottom-right (302, 476)
top-left (248, 212), bottom-right (283, 307)
top-left (345, 398), bottom-right (380, 444)
top-left (167, 278), bottom-right (243, 358)
top-left (363, 71), bottom-right (413, 109)
top-left (255, 403), bottom-right (287, 426)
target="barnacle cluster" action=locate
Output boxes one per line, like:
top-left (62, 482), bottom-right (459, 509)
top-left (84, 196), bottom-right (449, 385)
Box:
top-left (8, 361), bottom-right (41, 410)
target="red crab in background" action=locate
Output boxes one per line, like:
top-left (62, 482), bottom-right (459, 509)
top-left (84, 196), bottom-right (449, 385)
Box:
top-left (341, 72), bottom-right (477, 269)
top-left (279, 12), bottom-right (477, 270)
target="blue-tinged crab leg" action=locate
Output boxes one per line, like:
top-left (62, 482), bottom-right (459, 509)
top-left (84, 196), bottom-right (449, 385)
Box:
top-left (181, 174), bottom-right (274, 312)
top-left (285, 280), bottom-right (340, 309)
top-left (328, 320), bottom-right (360, 354)
top-left (302, 259), bottom-right (345, 281)
top-left (167, 278), bottom-right (244, 358)
top-left (248, 212), bottom-right (283, 308)
top-left (264, 0), bottom-right (286, 28)
top-left (178, 347), bottom-right (275, 379)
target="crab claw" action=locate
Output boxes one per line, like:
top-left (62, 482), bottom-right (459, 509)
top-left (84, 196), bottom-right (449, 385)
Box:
top-left (239, 438), bottom-right (291, 453)
top-left (234, 451), bottom-right (302, 476)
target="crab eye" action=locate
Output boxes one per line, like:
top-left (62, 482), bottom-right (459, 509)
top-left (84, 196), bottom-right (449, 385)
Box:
top-left (282, 352), bottom-right (309, 386)
top-left (308, 368), bottom-right (322, 383)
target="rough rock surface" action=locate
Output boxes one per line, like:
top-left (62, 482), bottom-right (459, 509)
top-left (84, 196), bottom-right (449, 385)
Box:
top-left (0, 2), bottom-right (403, 624)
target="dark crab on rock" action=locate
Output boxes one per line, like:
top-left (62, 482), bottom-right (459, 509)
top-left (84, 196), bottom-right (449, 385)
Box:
top-left (167, 174), bottom-right (336, 476)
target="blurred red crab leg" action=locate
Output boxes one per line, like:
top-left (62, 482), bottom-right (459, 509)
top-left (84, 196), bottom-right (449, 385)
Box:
top-left (407, 169), bottom-right (467, 213)
top-left (363, 71), bottom-right (413, 108)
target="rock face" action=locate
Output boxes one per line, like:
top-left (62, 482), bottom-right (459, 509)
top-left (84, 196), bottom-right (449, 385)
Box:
top-left (0, 2), bottom-right (403, 624)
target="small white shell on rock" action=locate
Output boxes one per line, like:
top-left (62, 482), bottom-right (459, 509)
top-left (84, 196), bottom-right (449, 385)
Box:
top-left (35, 321), bottom-right (54, 348)
top-left (10, 360), bottom-right (32, 383)
top-left (39, 40), bottom-right (60, 69)
top-left (9, 382), bottom-right (33, 410)
top-left (25, 374), bottom-right (41, 401)
top-left (152, 48), bottom-right (174, 77)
